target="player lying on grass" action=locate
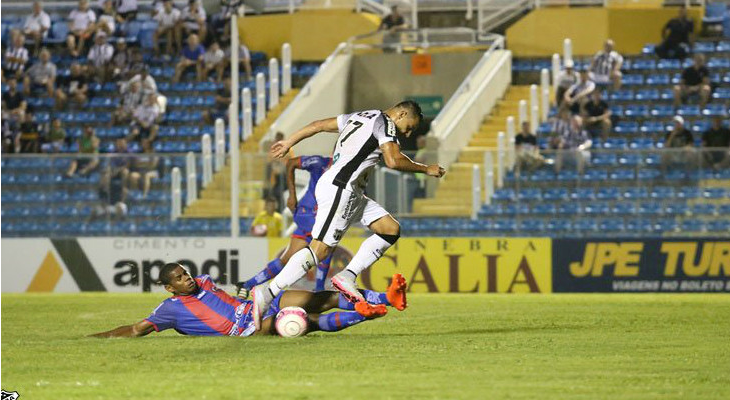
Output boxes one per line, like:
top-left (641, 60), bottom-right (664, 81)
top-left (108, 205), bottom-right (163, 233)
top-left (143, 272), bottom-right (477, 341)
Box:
top-left (236, 154), bottom-right (333, 298)
top-left (91, 263), bottom-right (407, 338)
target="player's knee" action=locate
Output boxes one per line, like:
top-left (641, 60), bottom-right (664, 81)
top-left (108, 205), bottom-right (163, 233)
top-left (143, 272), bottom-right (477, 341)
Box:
top-left (377, 230), bottom-right (400, 245)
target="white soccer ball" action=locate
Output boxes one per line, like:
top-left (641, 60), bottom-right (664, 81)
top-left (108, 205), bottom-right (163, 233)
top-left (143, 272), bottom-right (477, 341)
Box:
top-left (275, 306), bottom-right (308, 338)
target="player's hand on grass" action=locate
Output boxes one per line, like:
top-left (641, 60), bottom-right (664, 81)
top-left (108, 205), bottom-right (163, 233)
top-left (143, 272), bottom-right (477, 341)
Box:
top-left (426, 164), bottom-right (446, 178)
top-left (270, 140), bottom-right (291, 159)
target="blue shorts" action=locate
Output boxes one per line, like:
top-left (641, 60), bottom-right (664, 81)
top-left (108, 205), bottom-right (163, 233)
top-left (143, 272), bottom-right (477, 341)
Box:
top-left (238, 292), bottom-right (285, 337)
top-left (292, 212), bottom-right (316, 243)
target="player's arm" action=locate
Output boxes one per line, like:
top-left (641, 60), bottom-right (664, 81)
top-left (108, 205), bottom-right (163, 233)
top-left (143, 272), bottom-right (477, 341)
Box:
top-left (286, 157), bottom-right (301, 213)
top-left (381, 142), bottom-right (445, 178)
top-left (89, 319), bottom-right (155, 338)
top-left (270, 118), bottom-right (339, 159)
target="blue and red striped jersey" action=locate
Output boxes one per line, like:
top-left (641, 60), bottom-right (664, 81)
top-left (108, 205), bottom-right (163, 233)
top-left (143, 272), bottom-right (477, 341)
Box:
top-left (145, 275), bottom-right (255, 337)
top-left (297, 155), bottom-right (332, 214)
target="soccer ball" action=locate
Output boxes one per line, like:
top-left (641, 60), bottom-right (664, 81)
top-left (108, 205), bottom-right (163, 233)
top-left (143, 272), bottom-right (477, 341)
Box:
top-left (275, 307), bottom-right (308, 338)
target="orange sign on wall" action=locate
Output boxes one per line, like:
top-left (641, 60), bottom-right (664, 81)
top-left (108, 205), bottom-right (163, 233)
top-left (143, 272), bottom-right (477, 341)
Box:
top-left (411, 54), bottom-right (432, 75)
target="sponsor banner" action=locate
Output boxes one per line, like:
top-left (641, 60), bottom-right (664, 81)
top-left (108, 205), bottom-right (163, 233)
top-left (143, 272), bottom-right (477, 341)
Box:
top-left (2, 238), bottom-right (269, 293)
top-left (268, 237), bottom-right (552, 293)
top-left (553, 239), bottom-right (730, 293)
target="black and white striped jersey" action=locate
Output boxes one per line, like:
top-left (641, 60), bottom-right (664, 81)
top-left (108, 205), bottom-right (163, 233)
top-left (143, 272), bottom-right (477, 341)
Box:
top-left (591, 50), bottom-right (623, 77)
top-left (320, 110), bottom-right (398, 193)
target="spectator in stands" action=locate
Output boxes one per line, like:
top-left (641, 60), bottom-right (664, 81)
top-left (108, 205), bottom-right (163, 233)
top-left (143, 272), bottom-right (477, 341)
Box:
top-left (2, 78), bottom-right (27, 124)
top-left (515, 121), bottom-right (544, 173)
top-left (581, 90), bottom-right (611, 141)
top-left (551, 115), bottom-right (592, 174)
top-left (202, 41), bottom-right (225, 83)
top-left (89, 165), bottom-right (128, 222)
top-left (127, 65), bottom-right (157, 96)
top-left (96, 0), bottom-right (121, 36)
top-left (563, 69), bottom-right (595, 115)
top-left (66, 126), bottom-right (100, 177)
top-left (16, 112), bottom-right (42, 153)
top-left (204, 76), bottom-right (230, 124)
top-left (41, 118), bottom-right (67, 153)
top-left (153, 0), bottom-right (183, 57)
top-left (115, 0), bottom-right (139, 22)
top-left (379, 6), bottom-right (407, 52)
top-left (109, 137), bottom-right (133, 177)
top-left (174, 33), bottom-right (205, 83)
top-left (67, 0), bottom-right (97, 57)
top-left (223, 40), bottom-right (253, 82)
top-left (554, 59), bottom-right (579, 108)
top-left (212, 0), bottom-right (242, 42)
top-left (250, 197), bottom-right (283, 238)
top-left (550, 107), bottom-right (571, 139)
top-left (23, 48), bottom-right (56, 98)
top-left (589, 39), bottom-right (623, 90)
top-left (701, 117), bottom-right (730, 170)
top-left (23, 1), bottom-right (51, 56)
top-left (54, 62), bottom-right (89, 110)
top-left (661, 115), bottom-right (697, 173)
top-left (3, 34), bottom-right (30, 80)
top-left (112, 80), bottom-right (143, 124)
top-left (129, 93), bottom-right (161, 142)
top-left (655, 5), bottom-right (694, 60)
top-left (87, 32), bottom-right (115, 83)
top-left (111, 38), bottom-right (133, 81)
top-left (181, 0), bottom-right (207, 43)
top-left (673, 53), bottom-right (711, 108)
top-left (128, 139), bottom-right (159, 198)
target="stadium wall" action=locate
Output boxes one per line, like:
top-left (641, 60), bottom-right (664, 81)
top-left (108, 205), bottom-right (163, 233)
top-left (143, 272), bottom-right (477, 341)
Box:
top-left (347, 52), bottom-right (485, 113)
top-left (506, 7), bottom-right (703, 57)
top-left (3, 238), bottom-right (727, 294)
top-left (238, 10), bottom-right (381, 61)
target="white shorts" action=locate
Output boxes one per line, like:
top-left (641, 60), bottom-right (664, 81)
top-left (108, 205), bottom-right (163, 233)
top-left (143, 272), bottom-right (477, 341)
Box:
top-left (311, 184), bottom-right (389, 247)
top-left (589, 72), bottom-right (611, 84)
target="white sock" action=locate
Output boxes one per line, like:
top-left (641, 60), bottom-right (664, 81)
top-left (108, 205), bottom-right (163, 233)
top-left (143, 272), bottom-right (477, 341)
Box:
top-left (269, 247), bottom-right (318, 296)
top-left (344, 234), bottom-right (394, 277)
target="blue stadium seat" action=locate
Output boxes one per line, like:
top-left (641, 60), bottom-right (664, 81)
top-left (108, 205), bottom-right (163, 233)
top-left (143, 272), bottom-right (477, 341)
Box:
top-left (583, 168), bottom-right (607, 180)
top-left (557, 203), bottom-right (580, 215)
top-left (543, 188), bottom-right (568, 201)
top-left (637, 169), bottom-right (661, 180)
top-left (599, 219), bottom-right (625, 232)
top-left (639, 202), bottom-right (663, 216)
top-left (703, 188), bottom-right (727, 199)
top-left (630, 138), bottom-right (655, 149)
top-left (583, 202), bottom-right (610, 215)
top-left (519, 219), bottom-right (545, 232)
top-left (623, 105), bottom-right (649, 118)
top-left (713, 87), bottom-right (730, 100)
top-left (665, 203), bottom-right (689, 215)
top-left (572, 188), bottom-right (595, 201)
top-left (651, 105), bottom-right (674, 117)
top-left (531, 203), bottom-right (556, 215)
top-left (597, 187), bottom-right (621, 200)
top-left (654, 219), bottom-right (679, 232)
top-left (478, 204), bottom-right (502, 217)
top-left (610, 169), bottom-right (635, 180)
top-left (646, 74), bottom-right (670, 85)
top-left (680, 220), bottom-right (705, 232)
top-left (573, 219), bottom-right (598, 232)
top-left (491, 219), bottom-right (516, 232)
top-left (502, 203), bottom-right (530, 216)
top-left (702, 104), bottom-right (728, 117)
top-left (678, 105), bottom-right (701, 117)
top-left (610, 90), bottom-right (634, 101)
top-left (707, 220), bottom-right (730, 232)
top-left (618, 153), bottom-right (642, 166)
top-left (690, 203), bottom-right (716, 215)
top-left (615, 121), bottom-right (639, 133)
top-left (603, 138), bottom-right (627, 149)
top-left (518, 189), bottom-right (542, 201)
top-left (493, 189), bottom-right (515, 202)
top-left (635, 89), bottom-right (660, 101)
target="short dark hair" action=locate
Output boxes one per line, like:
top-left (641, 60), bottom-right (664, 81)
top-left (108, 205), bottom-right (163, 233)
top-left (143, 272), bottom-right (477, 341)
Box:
top-left (265, 196), bottom-right (278, 204)
top-left (395, 100), bottom-right (424, 123)
top-left (158, 262), bottom-right (182, 285)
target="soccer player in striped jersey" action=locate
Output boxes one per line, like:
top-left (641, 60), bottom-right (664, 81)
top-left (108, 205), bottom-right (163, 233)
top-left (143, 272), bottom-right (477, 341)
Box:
top-left (588, 39), bottom-right (623, 90)
top-left (236, 154), bottom-right (334, 295)
top-left (91, 263), bottom-right (407, 338)
top-left (251, 101), bottom-right (446, 331)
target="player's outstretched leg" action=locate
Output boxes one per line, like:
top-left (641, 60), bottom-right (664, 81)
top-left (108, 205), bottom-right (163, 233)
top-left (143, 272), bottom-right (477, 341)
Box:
top-left (237, 258), bottom-right (285, 297)
top-left (332, 222), bottom-right (399, 303)
top-left (253, 246), bottom-right (322, 330)
top-left (311, 309), bottom-right (385, 333)
top-left (314, 254), bottom-right (333, 292)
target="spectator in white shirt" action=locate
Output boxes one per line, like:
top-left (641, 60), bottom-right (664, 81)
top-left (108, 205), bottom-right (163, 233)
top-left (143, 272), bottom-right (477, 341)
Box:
top-left (589, 39), bottom-right (623, 90)
top-left (203, 41), bottom-right (225, 82)
top-left (563, 69), bottom-right (596, 115)
top-left (153, 0), bottom-right (183, 56)
top-left (67, 0), bottom-right (97, 57)
top-left (129, 94), bottom-right (161, 142)
top-left (23, 2), bottom-right (51, 55)
top-left (116, 0), bottom-right (139, 22)
top-left (111, 38), bottom-right (133, 81)
top-left (112, 80), bottom-right (143, 125)
top-left (87, 32), bottom-right (114, 82)
top-left (554, 59), bottom-right (579, 108)
top-left (224, 41), bottom-right (252, 82)
top-left (97, 0), bottom-right (122, 36)
top-left (23, 48), bottom-right (57, 97)
top-left (2, 34), bottom-right (30, 80)
top-left (126, 66), bottom-right (157, 96)
top-left (551, 115), bottom-right (592, 174)
top-left (181, 0), bottom-right (207, 43)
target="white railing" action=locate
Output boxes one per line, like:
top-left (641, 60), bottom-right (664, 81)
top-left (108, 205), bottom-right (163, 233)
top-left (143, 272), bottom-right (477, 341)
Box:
top-left (471, 165), bottom-right (481, 220)
top-left (269, 58), bottom-right (280, 109)
top-left (374, 167), bottom-right (415, 216)
top-left (201, 134), bottom-right (213, 188)
top-left (477, 0), bottom-right (532, 36)
top-left (171, 167), bottom-right (181, 221)
top-left (255, 72), bottom-right (266, 125)
top-left (347, 27), bottom-right (488, 53)
top-left (430, 34), bottom-right (509, 168)
top-left (185, 152), bottom-right (198, 207)
top-left (214, 118), bottom-right (225, 172)
top-left (535, 0), bottom-right (705, 7)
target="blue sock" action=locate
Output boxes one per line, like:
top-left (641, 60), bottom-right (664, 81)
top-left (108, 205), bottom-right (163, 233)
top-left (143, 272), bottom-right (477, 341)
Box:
top-left (243, 258), bottom-right (284, 289)
top-left (337, 290), bottom-right (389, 310)
top-left (314, 254), bottom-right (333, 291)
top-left (317, 312), bottom-right (366, 332)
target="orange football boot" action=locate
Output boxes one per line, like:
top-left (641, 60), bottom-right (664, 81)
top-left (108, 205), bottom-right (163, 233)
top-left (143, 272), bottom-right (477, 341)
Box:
top-left (355, 301), bottom-right (388, 319)
top-left (386, 273), bottom-right (408, 311)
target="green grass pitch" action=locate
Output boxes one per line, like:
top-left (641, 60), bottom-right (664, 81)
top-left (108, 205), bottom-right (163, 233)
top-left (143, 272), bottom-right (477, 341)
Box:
top-left (2, 293), bottom-right (730, 399)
